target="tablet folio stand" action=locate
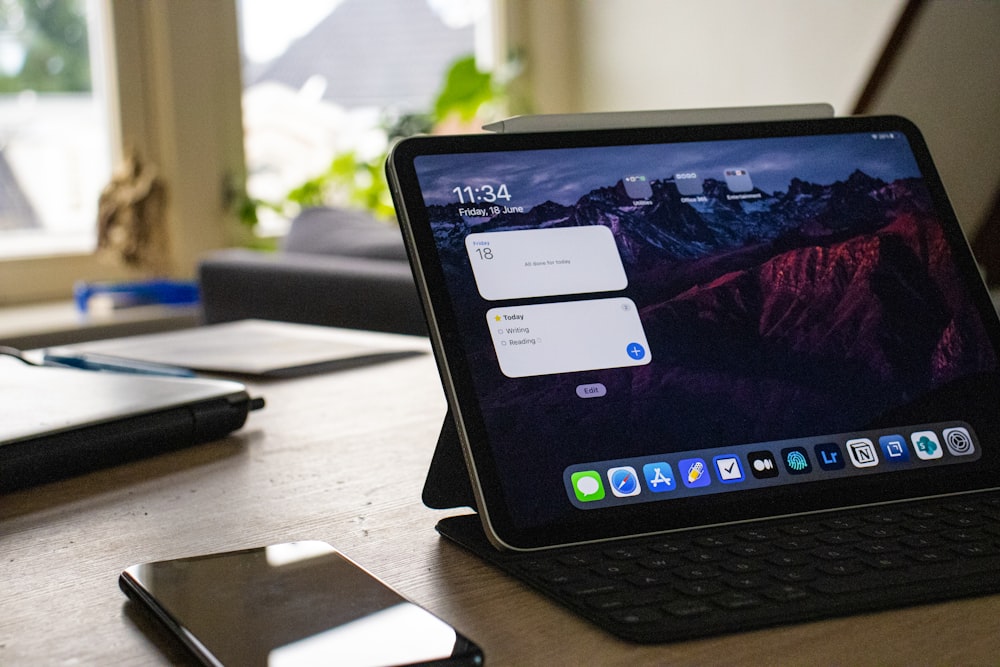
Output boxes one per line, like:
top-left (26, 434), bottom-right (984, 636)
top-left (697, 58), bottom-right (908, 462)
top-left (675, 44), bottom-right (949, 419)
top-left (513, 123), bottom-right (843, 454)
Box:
top-left (420, 103), bottom-right (838, 536)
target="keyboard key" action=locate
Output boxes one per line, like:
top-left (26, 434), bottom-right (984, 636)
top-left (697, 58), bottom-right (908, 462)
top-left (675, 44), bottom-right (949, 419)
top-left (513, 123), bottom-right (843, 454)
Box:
top-left (684, 550), bottom-right (718, 564)
top-left (721, 559), bottom-right (763, 574)
top-left (951, 542), bottom-right (998, 558)
top-left (663, 600), bottom-right (713, 618)
top-left (674, 565), bottom-right (721, 580)
top-left (591, 561), bottom-right (636, 577)
top-left (737, 528), bottom-right (777, 542)
top-left (773, 537), bottom-right (817, 551)
top-left (910, 550), bottom-right (955, 563)
top-left (676, 580), bottom-right (724, 597)
top-left (564, 579), bottom-right (628, 597)
top-left (694, 535), bottom-right (733, 548)
top-left (725, 574), bottom-right (768, 590)
top-left (639, 555), bottom-right (679, 570)
top-left (713, 591), bottom-right (760, 610)
top-left (823, 517), bottom-right (864, 530)
top-left (817, 531), bottom-right (861, 545)
top-left (767, 552), bottom-right (811, 567)
top-left (730, 543), bottom-right (773, 557)
top-left (817, 560), bottom-right (868, 576)
top-left (855, 541), bottom-right (900, 555)
top-left (604, 546), bottom-right (646, 560)
top-left (482, 491), bottom-right (1000, 643)
top-left (859, 525), bottom-right (904, 539)
top-left (771, 568), bottom-right (816, 583)
top-left (628, 572), bottom-right (673, 588)
top-left (611, 607), bottom-right (664, 625)
top-left (763, 585), bottom-right (809, 602)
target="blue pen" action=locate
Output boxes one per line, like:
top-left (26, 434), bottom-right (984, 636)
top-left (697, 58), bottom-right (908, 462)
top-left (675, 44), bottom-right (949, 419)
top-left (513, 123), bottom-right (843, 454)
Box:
top-left (42, 351), bottom-right (196, 378)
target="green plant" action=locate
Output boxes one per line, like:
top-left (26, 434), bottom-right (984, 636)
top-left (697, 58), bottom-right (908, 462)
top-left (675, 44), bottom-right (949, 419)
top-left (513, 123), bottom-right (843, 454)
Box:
top-left (239, 54), bottom-right (506, 234)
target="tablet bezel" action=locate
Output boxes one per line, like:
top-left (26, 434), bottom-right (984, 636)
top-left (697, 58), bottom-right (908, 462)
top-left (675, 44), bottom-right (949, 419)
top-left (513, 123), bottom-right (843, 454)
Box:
top-left (387, 115), bottom-right (1000, 551)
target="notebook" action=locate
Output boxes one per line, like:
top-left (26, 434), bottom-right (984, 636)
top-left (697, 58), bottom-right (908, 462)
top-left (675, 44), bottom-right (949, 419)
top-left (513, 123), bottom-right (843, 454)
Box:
top-left (0, 356), bottom-right (261, 492)
top-left (385, 114), bottom-right (1000, 641)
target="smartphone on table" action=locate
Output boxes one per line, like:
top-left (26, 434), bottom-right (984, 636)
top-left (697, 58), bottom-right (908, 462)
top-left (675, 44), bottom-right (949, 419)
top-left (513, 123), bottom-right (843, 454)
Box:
top-left (120, 541), bottom-right (484, 666)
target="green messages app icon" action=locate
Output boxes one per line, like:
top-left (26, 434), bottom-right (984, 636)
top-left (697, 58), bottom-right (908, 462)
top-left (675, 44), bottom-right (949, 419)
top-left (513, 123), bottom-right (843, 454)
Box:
top-left (571, 470), bottom-right (605, 502)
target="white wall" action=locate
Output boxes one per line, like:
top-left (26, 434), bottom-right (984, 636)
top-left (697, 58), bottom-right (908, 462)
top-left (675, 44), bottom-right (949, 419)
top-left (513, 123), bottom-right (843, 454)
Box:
top-left (574, 0), bottom-right (903, 115)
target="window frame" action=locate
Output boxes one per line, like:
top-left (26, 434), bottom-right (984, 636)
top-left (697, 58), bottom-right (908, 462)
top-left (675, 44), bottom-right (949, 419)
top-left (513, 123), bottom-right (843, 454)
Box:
top-left (0, 0), bottom-right (246, 306)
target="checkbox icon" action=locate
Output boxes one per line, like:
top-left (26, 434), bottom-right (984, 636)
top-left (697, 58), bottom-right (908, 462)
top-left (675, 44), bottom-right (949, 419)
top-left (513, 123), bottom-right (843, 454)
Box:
top-left (713, 455), bottom-right (745, 483)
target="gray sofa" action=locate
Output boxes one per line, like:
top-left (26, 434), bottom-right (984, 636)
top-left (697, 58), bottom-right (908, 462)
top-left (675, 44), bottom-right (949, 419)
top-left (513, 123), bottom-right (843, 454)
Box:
top-left (198, 207), bottom-right (427, 336)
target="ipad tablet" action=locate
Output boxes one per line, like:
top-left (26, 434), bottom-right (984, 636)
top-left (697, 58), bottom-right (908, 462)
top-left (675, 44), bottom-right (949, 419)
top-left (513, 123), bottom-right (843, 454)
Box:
top-left (386, 115), bottom-right (1000, 551)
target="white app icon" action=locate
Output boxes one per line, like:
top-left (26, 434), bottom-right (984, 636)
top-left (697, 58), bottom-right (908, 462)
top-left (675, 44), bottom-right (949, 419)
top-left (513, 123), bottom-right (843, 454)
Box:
top-left (846, 438), bottom-right (879, 468)
top-left (607, 466), bottom-right (642, 498)
top-left (714, 456), bottom-right (744, 482)
top-left (911, 431), bottom-right (944, 460)
top-left (943, 427), bottom-right (975, 456)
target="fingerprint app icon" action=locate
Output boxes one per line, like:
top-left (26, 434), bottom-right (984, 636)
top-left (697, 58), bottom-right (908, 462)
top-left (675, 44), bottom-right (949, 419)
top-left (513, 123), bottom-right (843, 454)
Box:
top-left (781, 447), bottom-right (812, 475)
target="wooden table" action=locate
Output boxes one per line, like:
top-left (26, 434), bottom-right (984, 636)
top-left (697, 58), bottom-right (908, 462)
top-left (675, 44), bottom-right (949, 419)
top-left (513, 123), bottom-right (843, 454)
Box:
top-left (3, 332), bottom-right (1000, 665)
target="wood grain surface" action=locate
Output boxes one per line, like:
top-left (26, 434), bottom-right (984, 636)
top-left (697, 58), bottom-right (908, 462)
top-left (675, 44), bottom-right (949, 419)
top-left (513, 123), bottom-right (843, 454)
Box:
top-left (3, 333), bottom-right (999, 665)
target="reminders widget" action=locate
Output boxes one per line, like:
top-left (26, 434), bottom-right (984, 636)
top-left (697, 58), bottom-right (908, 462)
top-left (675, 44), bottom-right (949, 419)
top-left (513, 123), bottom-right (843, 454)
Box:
top-left (488, 298), bottom-right (651, 378)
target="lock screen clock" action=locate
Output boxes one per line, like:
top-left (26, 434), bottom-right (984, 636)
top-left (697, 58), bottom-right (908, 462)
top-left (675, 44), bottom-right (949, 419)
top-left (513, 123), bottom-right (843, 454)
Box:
top-left (452, 184), bottom-right (512, 204)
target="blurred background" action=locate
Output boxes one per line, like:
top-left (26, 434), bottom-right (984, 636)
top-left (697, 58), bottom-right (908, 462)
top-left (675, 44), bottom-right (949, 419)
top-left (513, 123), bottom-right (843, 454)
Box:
top-left (0, 0), bottom-right (996, 310)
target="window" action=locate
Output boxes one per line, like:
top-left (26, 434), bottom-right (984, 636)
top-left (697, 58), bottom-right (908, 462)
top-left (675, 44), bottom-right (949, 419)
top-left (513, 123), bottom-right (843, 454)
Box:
top-left (0, 0), bottom-right (246, 306)
top-left (0, 1), bottom-right (109, 255)
top-left (237, 0), bottom-right (483, 234)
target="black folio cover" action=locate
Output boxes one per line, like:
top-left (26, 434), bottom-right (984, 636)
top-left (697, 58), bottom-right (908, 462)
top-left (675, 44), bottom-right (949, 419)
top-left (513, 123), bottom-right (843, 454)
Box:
top-left (0, 393), bottom-right (255, 492)
top-left (421, 410), bottom-right (477, 511)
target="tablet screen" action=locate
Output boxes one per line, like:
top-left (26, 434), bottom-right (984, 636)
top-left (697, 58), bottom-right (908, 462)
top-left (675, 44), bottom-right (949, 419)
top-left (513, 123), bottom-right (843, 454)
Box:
top-left (388, 117), bottom-right (1000, 549)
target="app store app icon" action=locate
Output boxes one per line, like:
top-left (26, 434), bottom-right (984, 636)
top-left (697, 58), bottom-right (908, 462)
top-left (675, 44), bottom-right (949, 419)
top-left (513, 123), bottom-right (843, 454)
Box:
top-left (643, 462), bottom-right (677, 493)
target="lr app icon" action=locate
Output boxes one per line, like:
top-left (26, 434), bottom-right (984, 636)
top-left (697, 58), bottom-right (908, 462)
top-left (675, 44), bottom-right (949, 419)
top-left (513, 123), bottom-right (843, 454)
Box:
top-left (571, 471), bottom-right (605, 502)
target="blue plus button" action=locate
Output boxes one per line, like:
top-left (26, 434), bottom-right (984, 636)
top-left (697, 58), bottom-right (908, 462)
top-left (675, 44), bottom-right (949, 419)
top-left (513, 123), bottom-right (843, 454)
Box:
top-left (626, 342), bottom-right (646, 360)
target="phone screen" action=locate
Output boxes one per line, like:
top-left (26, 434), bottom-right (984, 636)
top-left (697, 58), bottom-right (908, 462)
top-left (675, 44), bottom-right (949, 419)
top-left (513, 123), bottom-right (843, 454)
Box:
top-left (120, 541), bottom-right (483, 667)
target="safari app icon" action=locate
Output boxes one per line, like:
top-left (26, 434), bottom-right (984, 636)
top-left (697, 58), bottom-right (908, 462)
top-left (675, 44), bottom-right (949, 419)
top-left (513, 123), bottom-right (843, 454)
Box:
top-left (607, 466), bottom-right (642, 497)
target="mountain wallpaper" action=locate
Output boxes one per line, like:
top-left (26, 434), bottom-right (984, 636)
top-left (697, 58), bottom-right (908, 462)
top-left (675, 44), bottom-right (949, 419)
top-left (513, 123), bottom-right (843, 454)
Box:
top-left (415, 133), bottom-right (999, 524)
